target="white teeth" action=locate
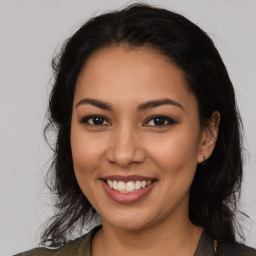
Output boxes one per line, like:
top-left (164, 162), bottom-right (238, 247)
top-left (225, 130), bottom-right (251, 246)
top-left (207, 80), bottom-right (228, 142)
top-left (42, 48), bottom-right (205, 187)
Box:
top-left (106, 180), bottom-right (153, 193)
top-left (117, 181), bottom-right (126, 193)
top-left (107, 180), bottom-right (113, 188)
top-left (126, 181), bottom-right (135, 192)
top-left (135, 180), bottom-right (142, 190)
top-left (113, 180), bottom-right (118, 190)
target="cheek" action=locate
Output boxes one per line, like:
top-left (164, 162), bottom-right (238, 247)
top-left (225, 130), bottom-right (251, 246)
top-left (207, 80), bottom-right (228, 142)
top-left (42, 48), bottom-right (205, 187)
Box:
top-left (70, 126), bottom-right (109, 207)
top-left (147, 128), bottom-right (200, 178)
top-left (70, 125), bottom-right (106, 180)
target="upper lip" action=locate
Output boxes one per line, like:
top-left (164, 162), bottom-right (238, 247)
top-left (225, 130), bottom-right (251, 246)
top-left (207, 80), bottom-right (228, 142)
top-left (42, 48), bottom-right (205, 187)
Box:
top-left (100, 175), bottom-right (157, 182)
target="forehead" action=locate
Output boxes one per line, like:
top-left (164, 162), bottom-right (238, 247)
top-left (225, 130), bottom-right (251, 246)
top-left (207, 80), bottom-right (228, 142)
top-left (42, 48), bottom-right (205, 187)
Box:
top-left (74, 45), bottom-right (197, 110)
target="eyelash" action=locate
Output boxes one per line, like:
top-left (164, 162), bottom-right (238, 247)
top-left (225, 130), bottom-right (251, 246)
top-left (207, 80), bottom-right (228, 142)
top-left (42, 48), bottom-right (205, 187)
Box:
top-left (80, 115), bottom-right (111, 126)
top-left (143, 115), bottom-right (178, 127)
top-left (80, 115), bottom-right (177, 127)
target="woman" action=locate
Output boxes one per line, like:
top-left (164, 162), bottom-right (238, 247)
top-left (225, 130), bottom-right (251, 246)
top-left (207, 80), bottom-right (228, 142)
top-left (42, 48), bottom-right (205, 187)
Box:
top-left (16, 3), bottom-right (256, 256)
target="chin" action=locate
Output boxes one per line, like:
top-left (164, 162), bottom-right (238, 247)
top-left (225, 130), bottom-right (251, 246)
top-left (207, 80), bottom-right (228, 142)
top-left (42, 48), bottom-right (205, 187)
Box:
top-left (99, 207), bottom-right (161, 232)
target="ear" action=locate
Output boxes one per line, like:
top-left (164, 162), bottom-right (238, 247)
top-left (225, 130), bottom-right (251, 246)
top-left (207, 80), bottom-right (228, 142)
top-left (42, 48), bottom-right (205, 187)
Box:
top-left (197, 111), bottom-right (220, 163)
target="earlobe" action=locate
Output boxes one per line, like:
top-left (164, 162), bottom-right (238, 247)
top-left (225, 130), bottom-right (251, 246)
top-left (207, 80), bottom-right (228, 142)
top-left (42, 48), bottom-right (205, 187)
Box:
top-left (198, 111), bottom-right (220, 163)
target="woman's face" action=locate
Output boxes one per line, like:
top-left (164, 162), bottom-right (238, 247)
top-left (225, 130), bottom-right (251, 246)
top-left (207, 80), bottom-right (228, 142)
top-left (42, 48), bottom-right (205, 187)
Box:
top-left (71, 46), bottom-right (210, 231)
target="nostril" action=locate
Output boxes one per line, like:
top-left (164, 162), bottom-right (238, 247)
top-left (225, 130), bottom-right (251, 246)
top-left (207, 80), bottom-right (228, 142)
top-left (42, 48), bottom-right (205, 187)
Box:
top-left (106, 146), bottom-right (146, 167)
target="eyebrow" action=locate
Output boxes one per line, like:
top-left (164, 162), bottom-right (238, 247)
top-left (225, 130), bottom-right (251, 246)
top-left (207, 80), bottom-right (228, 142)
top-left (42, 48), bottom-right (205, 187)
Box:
top-left (137, 98), bottom-right (184, 111)
top-left (76, 98), bottom-right (112, 110)
top-left (76, 98), bottom-right (184, 111)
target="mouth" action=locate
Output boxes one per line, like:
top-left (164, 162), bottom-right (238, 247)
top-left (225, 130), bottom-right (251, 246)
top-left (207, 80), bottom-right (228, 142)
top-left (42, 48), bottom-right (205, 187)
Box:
top-left (100, 175), bottom-right (157, 203)
top-left (104, 179), bottom-right (154, 193)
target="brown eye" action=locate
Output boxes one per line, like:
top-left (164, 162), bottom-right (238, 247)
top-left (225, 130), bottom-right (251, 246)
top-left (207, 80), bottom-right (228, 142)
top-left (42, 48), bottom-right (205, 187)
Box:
top-left (80, 116), bottom-right (111, 126)
top-left (90, 117), bottom-right (104, 125)
top-left (144, 116), bottom-right (177, 126)
top-left (152, 117), bottom-right (166, 125)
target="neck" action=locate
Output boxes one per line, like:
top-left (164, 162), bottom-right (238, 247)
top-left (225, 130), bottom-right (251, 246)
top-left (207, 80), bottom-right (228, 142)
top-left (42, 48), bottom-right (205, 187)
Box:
top-left (91, 213), bottom-right (203, 256)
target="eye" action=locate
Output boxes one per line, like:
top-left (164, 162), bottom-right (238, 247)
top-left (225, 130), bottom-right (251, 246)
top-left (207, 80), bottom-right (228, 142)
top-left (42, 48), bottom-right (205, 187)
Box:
top-left (80, 115), bottom-right (111, 126)
top-left (144, 116), bottom-right (177, 126)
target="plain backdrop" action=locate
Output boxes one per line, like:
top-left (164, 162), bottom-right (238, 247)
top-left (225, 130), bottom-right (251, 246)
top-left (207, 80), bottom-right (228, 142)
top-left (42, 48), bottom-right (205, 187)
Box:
top-left (0, 0), bottom-right (255, 255)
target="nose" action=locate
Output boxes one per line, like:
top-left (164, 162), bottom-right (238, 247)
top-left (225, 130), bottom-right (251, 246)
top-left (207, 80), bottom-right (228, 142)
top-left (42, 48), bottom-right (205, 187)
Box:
top-left (106, 125), bottom-right (146, 168)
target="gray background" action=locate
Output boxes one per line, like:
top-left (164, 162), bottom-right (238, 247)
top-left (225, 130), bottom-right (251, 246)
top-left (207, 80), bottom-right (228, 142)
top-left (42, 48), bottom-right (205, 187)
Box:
top-left (0, 0), bottom-right (255, 255)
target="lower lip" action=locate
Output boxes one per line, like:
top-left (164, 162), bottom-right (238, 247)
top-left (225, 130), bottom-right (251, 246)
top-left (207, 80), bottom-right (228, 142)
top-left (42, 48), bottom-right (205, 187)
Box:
top-left (101, 180), bottom-right (155, 204)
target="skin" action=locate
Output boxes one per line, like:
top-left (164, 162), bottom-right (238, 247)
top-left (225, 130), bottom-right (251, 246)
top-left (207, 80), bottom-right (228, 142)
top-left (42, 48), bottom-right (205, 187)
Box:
top-left (71, 45), bottom-right (220, 256)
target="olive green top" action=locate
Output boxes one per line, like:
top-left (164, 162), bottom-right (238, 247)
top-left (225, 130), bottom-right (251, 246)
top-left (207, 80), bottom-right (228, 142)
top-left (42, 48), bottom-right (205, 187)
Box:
top-left (15, 226), bottom-right (256, 256)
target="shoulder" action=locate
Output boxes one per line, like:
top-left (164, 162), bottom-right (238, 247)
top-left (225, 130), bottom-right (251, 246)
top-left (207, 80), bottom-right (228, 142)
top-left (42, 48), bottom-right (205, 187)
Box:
top-left (195, 230), bottom-right (256, 256)
top-left (13, 226), bottom-right (100, 256)
top-left (13, 235), bottom-right (86, 256)
top-left (219, 241), bottom-right (256, 256)
top-left (14, 247), bottom-right (58, 256)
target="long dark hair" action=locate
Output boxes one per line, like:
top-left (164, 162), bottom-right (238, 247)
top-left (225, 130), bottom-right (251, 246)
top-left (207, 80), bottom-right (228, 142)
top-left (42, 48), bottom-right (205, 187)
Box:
top-left (42, 3), bottom-right (244, 246)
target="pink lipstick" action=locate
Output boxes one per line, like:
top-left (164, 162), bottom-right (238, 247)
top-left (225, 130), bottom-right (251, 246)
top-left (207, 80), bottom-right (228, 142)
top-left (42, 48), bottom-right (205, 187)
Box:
top-left (100, 175), bottom-right (157, 204)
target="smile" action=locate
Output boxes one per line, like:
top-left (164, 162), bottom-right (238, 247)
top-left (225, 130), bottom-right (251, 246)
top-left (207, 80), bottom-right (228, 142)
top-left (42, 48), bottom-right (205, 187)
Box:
top-left (100, 175), bottom-right (157, 203)
top-left (106, 180), bottom-right (153, 193)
